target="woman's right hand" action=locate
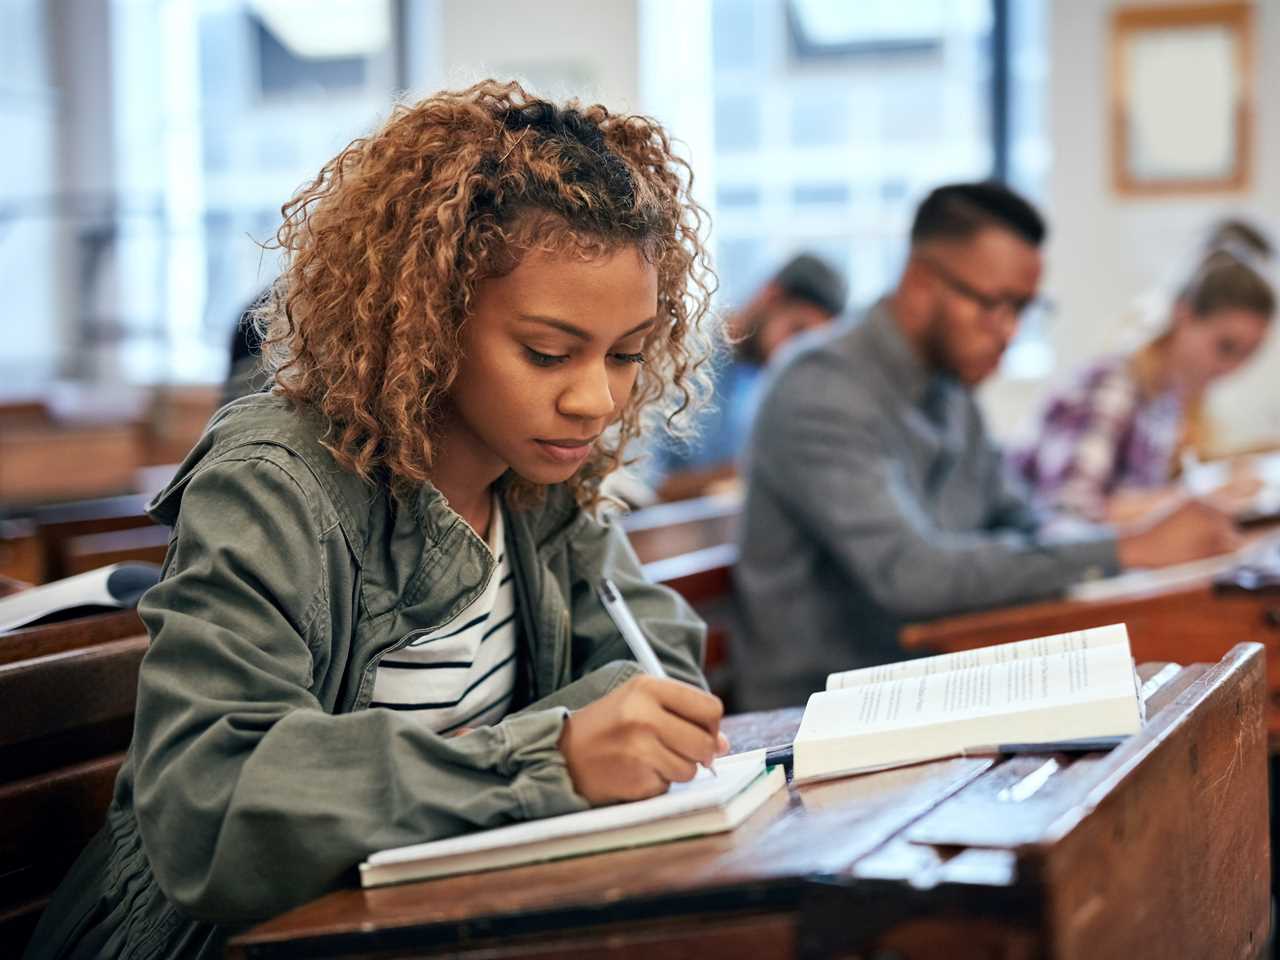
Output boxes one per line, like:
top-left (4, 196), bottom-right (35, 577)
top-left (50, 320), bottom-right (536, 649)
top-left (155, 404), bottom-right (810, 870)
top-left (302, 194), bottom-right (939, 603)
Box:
top-left (558, 675), bottom-right (728, 805)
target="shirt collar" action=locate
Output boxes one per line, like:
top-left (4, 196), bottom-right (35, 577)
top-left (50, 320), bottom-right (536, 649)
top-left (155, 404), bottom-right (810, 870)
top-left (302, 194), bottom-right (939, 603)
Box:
top-left (863, 297), bottom-right (938, 408)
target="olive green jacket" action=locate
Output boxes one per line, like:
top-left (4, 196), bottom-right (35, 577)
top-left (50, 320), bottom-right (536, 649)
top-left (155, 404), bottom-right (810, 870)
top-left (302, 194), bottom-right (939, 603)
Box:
top-left (26, 394), bottom-right (706, 960)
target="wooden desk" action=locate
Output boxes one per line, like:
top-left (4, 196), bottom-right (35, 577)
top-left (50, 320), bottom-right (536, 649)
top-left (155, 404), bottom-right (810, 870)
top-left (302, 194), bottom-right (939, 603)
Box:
top-left (0, 608), bottom-right (145, 666)
top-left (0, 518), bottom-right (43, 584)
top-left (621, 495), bottom-right (742, 688)
top-left (621, 492), bottom-right (741, 568)
top-left (230, 644), bottom-right (1267, 960)
top-left (1, 635), bottom-right (148, 947)
top-left (0, 422), bottom-right (143, 507)
top-left (28, 493), bottom-right (156, 582)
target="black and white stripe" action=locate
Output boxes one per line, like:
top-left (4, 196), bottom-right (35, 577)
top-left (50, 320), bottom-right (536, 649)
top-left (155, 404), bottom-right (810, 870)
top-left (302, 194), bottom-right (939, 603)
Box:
top-left (370, 501), bottom-right (517, 733)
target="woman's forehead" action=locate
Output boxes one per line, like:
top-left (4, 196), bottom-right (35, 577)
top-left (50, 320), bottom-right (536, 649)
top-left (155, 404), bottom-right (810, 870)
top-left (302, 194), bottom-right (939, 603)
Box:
top-left (478, 245), bottom-right (658, 334)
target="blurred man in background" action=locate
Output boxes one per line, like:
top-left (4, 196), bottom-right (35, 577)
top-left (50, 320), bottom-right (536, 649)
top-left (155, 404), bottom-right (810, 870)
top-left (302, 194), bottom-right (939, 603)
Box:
top-left (733, 182), bottom-right (1241, 710)
top-left (645, 253), bottom-right (847, 502)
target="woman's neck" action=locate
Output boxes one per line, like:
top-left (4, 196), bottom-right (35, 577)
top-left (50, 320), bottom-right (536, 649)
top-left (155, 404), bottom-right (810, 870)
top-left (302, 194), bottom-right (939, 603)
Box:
top-left (429, 420), bottom-right (505, 539)
top-left (1132, 334), bottom-right (1179, 397)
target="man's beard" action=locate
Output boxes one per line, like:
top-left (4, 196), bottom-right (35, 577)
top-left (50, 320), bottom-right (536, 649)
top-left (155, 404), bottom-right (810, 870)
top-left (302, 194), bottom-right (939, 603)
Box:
top-left (919, 303), bottom-right (956, 379)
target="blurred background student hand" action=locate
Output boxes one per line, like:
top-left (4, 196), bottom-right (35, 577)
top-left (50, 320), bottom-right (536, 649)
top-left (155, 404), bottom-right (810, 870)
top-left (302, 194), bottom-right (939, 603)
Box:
top-left (1115, 497), bottom-right (1242, 569)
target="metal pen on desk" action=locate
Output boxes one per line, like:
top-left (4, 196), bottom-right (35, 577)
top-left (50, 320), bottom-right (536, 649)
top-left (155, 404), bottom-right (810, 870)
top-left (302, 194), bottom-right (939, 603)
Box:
top-left (595, 577), bottom-right (717, 777)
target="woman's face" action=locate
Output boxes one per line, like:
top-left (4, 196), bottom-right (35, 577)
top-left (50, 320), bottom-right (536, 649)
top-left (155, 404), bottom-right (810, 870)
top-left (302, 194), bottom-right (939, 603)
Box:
top-left (447, 244), bottom-right (658, 486)
top-left (1169, 304), bottom-right (1271, 392)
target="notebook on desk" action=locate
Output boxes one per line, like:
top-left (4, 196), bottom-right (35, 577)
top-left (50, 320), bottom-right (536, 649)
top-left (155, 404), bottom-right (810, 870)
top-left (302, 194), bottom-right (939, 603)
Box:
top-left (791, 624), bottom-right (1144, 783)
top-left (359, 749), bottom-right (785, 888)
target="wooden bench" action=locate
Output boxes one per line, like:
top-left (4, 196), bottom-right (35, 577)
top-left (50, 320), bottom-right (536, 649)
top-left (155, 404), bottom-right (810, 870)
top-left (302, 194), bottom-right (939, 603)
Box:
top-left (61, 525), bottom-right (170, 577)
top-left (0, 519), bottom-right (44, 585)
top-left (141, 385), bottom-right (217, 466)
top-left (28, 494), bottom-right (156, 582)
top-left (230, 644), bottom-right (1268, 959)
top-left (0, 609), bottom-right (146, 667)
top-left (0, 635), bottom-right (148, 949)
top-left (0, 422), bottom-right (144, 508)
top-left (621, 495), bottom-right (742, 692)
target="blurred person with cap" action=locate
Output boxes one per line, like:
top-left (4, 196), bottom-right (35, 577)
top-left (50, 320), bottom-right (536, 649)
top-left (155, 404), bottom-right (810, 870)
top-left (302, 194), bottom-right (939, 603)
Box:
top-left (733, 182), bottom-right (1242, 710)
top-left (644, 252), bottom-right (848, 502)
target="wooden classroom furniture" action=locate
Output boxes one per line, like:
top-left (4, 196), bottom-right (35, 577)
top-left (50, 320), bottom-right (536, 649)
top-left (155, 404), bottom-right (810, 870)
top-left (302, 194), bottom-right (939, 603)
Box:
top-left (621, 494), bottom-right (741, 687)
top-left (0, 519), bottom-right (44, 585)
top-left (229, 643), bottom-right (1268, 960)
top-left (27, 493), bottom-right (155, 582)
top-left (0, 384), bottom-right (213, 511)
top-left (0, 634), bottom-right (149, 949)
top-left (61, 524), bottom-right (170, 576)
top-left (0, 421), bottom-right (144, 508)
top-left (0, 608), bottom-right (145, 667)
top-left (621, 492), bottom-right (741, 570)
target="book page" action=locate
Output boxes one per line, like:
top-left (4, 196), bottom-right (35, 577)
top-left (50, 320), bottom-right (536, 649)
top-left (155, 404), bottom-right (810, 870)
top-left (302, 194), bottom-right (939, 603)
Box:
top-left (825, 623), bottom-right (1129, 691)
top-left (805, 641), bottom-right (1138, 737)
top-left (797, 643), bottom-right (1142, 781)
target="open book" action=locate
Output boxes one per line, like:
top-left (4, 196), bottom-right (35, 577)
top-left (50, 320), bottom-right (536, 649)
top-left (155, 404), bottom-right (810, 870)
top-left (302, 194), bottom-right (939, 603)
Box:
top-left (793, 624), bottom-right (1144, 783)
top-left (359, 748), bottom-right (785, 888)
top-left (0, 562), bottom-right (160, 633)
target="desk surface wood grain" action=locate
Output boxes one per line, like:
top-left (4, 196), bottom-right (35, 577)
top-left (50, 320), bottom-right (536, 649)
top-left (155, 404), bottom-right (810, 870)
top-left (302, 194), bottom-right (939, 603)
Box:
top-left (230, 644), bottom-right (1268, 960)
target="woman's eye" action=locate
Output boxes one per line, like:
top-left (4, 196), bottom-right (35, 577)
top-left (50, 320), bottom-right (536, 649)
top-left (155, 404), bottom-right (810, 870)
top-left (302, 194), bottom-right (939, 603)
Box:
top-left (610, 352), bottom-right (647, 365)
top-left (524, 347), bottom-right (567, 367)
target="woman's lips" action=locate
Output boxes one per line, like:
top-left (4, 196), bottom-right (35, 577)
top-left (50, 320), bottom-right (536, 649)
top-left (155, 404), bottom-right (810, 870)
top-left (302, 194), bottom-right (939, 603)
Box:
top-left (533, 438), bottom-right (595, 464)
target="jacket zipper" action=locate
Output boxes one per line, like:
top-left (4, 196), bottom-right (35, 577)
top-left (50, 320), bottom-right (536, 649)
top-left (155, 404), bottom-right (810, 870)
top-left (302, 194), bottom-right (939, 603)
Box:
top-left (354, 520), bottom-right (497, 710)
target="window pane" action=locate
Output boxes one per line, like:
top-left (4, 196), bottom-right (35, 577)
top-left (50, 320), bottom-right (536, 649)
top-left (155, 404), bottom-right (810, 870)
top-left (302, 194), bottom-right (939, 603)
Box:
top-left (713, 0), bottom-right (760, 70)
top-left (709, 0), bottom-right (1046, 324)
top-left (714, 94), bottom-right (761, 152)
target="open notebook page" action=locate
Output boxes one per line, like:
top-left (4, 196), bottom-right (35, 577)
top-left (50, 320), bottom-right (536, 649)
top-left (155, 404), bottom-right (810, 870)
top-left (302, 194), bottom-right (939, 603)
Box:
top-left (363, 749), bottom-right (767, 871)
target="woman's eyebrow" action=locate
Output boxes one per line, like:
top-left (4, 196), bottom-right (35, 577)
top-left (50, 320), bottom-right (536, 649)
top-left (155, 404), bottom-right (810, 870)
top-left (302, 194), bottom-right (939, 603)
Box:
top-left (516, 315), bottom-right (658, 340)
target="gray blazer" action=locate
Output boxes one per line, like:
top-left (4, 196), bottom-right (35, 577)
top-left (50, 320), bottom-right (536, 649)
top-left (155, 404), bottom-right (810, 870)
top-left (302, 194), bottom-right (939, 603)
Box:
top-left (732, 300), bottom-right (1118, 710)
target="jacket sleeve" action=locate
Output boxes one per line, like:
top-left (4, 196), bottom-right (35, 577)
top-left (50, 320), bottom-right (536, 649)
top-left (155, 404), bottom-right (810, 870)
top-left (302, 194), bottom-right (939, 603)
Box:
top-left (564, 512), bottom-right (708, 691)
top-left (131, 454), bottom-right (586, 923)
top-left (751, 354), bottom-right (1120, 622)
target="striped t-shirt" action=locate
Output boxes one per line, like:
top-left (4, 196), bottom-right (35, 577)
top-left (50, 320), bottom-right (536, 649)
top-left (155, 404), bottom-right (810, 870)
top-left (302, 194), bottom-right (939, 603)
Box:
top-left (369, 499), bottom-right (517, 735)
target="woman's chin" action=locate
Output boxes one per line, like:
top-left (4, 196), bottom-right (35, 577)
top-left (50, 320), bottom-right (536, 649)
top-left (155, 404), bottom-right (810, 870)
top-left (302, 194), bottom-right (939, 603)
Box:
top-left (511, 461), bottom-right (582, 487)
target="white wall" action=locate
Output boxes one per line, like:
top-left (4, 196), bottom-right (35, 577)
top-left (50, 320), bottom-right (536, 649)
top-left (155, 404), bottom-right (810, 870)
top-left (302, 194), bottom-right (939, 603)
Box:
top-left (981, 0), bottom-right (1280, 450)
top-left (434, 0), bottom-right (640, 110)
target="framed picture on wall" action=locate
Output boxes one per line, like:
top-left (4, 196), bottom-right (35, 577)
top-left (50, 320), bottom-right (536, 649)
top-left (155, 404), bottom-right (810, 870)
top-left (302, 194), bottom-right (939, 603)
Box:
top-left (1111, 2), bottom-right (1254, 195)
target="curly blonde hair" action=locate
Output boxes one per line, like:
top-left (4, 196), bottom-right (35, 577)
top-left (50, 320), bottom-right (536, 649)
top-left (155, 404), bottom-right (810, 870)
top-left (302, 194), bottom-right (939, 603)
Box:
top-left (261, 79), bottom-right (717, 508)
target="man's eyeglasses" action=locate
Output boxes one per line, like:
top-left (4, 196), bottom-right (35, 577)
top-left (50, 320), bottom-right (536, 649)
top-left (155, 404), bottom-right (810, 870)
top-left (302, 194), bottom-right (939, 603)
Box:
top-left (920, 257), bottom-right (1054, 327)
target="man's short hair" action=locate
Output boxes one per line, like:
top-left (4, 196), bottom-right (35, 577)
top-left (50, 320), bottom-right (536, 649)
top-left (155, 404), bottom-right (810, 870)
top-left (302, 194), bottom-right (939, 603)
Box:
top-left (772, 253), bottom-right (849, 317)
top-left (910, 181), bottom-right (1046, 249)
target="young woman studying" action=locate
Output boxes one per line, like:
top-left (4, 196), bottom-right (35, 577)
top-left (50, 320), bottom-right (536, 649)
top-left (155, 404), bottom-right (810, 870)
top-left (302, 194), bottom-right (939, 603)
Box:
top-left (26, 81), bottom-right (724, 960)
top-left (1012, 220), bottom-right (1276, 523)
